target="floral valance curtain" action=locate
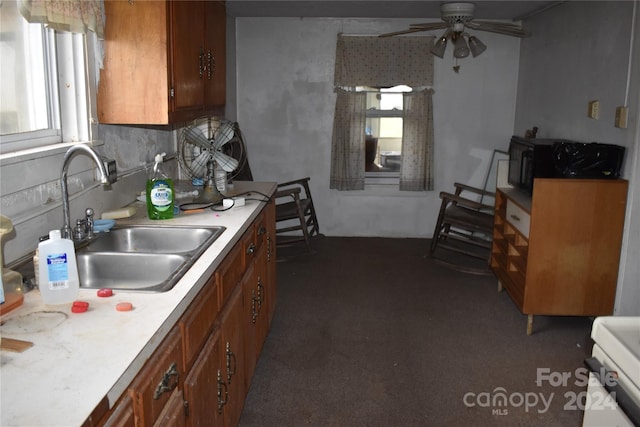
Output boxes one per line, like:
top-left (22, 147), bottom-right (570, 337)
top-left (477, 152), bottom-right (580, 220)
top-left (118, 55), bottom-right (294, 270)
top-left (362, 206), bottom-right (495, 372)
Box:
top-left (334, 34), bottom-right (434, 88)
top-left (19, 0), bottom-right (105, 38)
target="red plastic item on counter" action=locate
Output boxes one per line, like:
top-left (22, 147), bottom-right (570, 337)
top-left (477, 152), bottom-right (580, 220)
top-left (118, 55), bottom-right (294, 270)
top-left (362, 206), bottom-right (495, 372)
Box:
top-left (97, 288), bottom-right (113, 297)
top-left (116, 302), bottom-right (133, 312)
top-left (71, 301), bottom-right (89, 313)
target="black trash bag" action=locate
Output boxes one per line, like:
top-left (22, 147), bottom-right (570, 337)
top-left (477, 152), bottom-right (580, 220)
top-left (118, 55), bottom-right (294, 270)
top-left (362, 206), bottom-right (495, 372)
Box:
top-left (552, 142), bottom-right (625, 179)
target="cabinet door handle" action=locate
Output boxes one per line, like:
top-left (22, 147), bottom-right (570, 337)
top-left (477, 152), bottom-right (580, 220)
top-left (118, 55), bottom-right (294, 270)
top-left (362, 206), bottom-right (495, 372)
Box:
top-left (217, 369), bottom-right (228, 414)
top-left (226, 342), bottom-right (236, 384)
top-left (153, 362), bottom-right (179, 400)
top-left (251, 290), bottom-right (258, 324)
top-left (256, 278), bottom-right (264, 311)
top-left (246, 243), bottom-right (256, 255)
top-left (510, 214), bottom-right (521, 222)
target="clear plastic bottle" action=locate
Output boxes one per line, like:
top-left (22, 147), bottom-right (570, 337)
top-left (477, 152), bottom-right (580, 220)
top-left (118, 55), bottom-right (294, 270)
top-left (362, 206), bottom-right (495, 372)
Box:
top-left (214, 161), bottom-right (227, 194)
top-left (38, 230), bottom-right (79, 305)
top-left (146, 152), bottom-right (175, 220)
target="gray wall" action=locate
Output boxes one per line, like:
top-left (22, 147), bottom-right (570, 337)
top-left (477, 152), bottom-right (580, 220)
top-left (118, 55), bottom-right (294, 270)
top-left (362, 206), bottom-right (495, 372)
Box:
top-left (514, 1), bottom-right (640, 315)
top-left (232, 17), bottom-right (521, 238)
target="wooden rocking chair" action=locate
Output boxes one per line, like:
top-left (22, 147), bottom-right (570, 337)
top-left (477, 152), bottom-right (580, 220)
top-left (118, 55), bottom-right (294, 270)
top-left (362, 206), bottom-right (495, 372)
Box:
top-left (429, 150), bottom-right (507, 274)
top-left (274, 177), bottom-right (321, 253)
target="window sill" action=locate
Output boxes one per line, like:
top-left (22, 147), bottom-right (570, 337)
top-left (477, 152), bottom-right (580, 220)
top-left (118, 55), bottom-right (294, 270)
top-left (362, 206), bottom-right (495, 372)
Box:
top-left (0, 140), bottom-right (104, 166)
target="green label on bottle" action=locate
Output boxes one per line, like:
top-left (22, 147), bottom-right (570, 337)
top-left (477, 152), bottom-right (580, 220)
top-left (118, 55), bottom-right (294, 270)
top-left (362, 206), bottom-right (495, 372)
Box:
top-left (150, 181), bottom-right (173, 211)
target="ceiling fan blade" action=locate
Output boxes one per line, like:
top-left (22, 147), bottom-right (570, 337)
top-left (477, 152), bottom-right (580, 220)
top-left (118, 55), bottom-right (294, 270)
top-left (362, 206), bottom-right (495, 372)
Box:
top-left (408, 22), bottom-right (450, 31)
top-left (379, 27), bottom-right (437, 38)
top-left (183, 126), bottom-right (213, 149)
top-left (212, 120), bottom-right (235, 150)
top-left (471, 20), bottom-right (526, 28)
top-left (466, 22), bottom-right (531, 38)
top-left (190, 150), bottom-right (211, 178)
top-left (212, 151), bottom-right (239, 172)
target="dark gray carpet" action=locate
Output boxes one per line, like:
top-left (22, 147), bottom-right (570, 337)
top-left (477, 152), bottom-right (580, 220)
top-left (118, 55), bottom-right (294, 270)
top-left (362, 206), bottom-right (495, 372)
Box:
top-left (239, 237), bottom-right (593, 427)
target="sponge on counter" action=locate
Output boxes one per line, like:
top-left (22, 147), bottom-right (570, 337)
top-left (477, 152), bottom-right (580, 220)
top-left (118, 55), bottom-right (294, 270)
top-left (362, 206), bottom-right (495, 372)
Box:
top-left (101, 206), bottom-right (137, 219)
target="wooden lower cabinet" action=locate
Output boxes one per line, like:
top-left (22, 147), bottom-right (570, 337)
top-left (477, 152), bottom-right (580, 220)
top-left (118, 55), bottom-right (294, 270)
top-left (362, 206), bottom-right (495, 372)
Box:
top-left (242, 245), bottom-right (272, 389)
top-left (129, 328), bottom-right (184, 427)
top-left (183, 328), bottom-right (225, 427)
top-left (219, 285), bottom-right (247, 427)
top-left (154, 388), bottom-right (187, 427)
top-left (100, 396), bottom-right (134, 427)
top-left (180, 274), bottom-right (220, 373)
top-left (97, 200), bottom-right (276, 427)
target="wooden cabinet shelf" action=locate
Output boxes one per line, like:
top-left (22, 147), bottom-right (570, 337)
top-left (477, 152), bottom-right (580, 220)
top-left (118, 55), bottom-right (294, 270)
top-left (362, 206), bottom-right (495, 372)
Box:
top-left (491, 179), bottom-right (628, 335)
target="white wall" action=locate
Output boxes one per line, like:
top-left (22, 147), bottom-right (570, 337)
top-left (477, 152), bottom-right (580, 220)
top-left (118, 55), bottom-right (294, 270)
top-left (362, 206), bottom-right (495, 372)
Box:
top-left (0, 125), bottom-right (176, 264)
top-left (514, 1), bottom-right (640, 315)
top-left (233, 17), bottom-right (521, 238)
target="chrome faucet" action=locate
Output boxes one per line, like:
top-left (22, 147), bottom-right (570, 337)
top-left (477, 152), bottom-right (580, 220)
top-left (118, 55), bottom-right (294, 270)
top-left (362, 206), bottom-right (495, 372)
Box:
top-left (60, 145), bottom-right (113, 240)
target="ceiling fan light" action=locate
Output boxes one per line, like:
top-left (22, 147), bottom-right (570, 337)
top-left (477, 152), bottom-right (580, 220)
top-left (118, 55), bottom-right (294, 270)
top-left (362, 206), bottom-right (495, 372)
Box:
top-left (453, 35), bottom-right (470, 58)
top-left (430, 35), bottom-right (448, 58)
top-left (468, 36), bottom-right (487, 57)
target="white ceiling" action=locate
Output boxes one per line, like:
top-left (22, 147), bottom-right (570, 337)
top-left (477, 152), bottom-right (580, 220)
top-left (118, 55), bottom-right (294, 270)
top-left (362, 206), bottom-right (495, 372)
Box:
top-left (225, 1), bottom-right (564, 21)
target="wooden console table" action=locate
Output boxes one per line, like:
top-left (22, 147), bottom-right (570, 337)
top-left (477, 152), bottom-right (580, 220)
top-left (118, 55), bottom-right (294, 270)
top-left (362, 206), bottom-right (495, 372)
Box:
top-left (491, 179), bottom-right (628, 335)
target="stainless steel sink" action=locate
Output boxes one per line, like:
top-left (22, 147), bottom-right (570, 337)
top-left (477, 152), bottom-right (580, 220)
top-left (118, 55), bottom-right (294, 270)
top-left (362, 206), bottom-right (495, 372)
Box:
top-left (83, 226), bottom-right (222, 253)
top-left (76, 225), bottom-right (225, 292)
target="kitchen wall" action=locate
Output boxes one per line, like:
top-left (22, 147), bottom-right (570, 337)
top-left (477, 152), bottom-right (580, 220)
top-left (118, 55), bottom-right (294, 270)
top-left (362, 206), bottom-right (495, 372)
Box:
top-left (514, 0), bottom-right (640, 315)
top-left (231, 17), bottom-right (521, 238)
top-left (0, 125), bottom-right (176, 264)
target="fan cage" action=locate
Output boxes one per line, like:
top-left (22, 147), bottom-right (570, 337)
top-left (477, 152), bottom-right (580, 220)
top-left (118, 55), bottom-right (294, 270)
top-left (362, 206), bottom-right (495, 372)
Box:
top-left (178, 118), bottom-right (249, 182)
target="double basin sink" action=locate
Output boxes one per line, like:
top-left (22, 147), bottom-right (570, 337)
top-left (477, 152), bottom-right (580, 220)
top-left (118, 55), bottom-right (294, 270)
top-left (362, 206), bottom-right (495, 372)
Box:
top-left (75, 226), bottom-right (225, 293)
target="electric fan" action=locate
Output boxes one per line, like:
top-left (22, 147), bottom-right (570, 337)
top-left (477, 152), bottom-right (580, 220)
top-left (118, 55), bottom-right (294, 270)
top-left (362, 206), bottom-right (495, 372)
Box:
top-left (178, 117), bottom-right (246, 204)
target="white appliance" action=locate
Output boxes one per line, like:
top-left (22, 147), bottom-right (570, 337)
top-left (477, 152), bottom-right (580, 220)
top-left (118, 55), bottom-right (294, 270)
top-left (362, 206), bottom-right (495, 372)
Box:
top-left (582, 317), bottom-right (640, 427)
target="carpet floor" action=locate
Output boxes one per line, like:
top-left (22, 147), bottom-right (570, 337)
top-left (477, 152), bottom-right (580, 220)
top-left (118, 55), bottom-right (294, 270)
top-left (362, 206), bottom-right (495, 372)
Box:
top-left (238, 237), bottom-right (594, 427)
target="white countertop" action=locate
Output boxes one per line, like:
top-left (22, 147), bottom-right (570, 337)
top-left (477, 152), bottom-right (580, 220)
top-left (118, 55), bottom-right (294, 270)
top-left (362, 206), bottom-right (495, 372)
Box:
top-left (0, 181), bottom-right (276, 427)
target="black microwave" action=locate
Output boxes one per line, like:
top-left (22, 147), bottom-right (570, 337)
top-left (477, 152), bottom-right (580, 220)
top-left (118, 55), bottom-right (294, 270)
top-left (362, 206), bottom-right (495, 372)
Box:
top-left (508, 136), bottom-right (626, 193)
top-left (508, 136), bottom-right (560, 193)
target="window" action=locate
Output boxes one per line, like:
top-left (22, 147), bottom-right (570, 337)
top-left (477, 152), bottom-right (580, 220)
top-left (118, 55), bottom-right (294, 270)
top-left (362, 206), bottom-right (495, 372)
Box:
top-left (361, 85), bottom-right (412, 176)
top-left (0, 0), bottom-right (90, 155)
top-left (330, 35), bottom-right (434, 191)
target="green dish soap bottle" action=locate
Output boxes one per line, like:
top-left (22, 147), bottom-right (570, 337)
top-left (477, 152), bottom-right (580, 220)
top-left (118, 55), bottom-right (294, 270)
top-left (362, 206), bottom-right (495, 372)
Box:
top-left (146, 152), bottom-right (175, 220)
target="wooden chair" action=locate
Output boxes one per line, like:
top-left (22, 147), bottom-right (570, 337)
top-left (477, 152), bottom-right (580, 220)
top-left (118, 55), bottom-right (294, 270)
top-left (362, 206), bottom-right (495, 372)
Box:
top-left (274, 177), bottom-right (321, 252)
top-left (429, 150), bottom-right (507, 274)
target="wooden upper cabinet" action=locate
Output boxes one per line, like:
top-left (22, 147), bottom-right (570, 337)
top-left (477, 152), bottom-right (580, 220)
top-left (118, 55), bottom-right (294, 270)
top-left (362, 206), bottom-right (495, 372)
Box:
top-left (204, 1), bottom-right (226, 108)
top-left (170, 1), bottom-right (206, 115)
top-left (98, 1), bottom-right (226, 125)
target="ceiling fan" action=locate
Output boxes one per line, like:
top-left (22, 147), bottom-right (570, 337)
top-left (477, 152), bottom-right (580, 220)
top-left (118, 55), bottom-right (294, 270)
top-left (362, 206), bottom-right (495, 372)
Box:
top-left (380, 2), bottom-right (531, 62)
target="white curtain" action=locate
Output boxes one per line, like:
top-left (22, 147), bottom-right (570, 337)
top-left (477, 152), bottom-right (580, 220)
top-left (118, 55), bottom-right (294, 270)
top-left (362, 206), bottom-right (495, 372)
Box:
top-left (400, 89), bottom-right (434, 191)
top-left (330, 89), bottom-right (367, 190)
top-left (330, 34), bottom-right (435, 191)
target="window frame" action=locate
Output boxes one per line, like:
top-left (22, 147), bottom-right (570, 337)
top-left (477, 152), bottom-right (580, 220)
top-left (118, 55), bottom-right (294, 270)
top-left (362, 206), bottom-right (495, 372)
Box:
top-left (361, 86), bottom-right (412, 184)
top-left (0, 17), bottom-right (92, 156)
